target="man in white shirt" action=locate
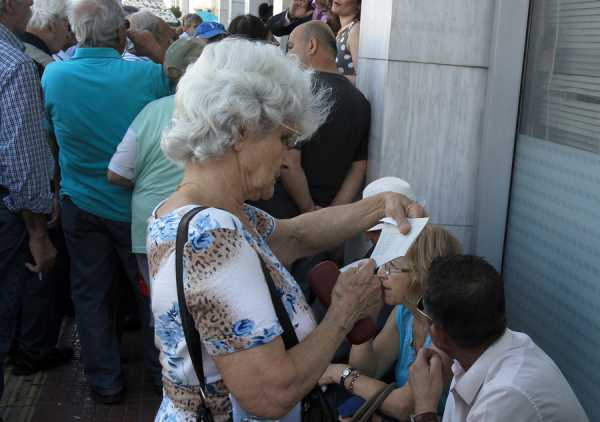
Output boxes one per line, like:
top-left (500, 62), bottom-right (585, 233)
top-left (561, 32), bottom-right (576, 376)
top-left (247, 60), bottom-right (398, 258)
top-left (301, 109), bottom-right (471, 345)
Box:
top-left (408, 255), bottom-right (589, 422)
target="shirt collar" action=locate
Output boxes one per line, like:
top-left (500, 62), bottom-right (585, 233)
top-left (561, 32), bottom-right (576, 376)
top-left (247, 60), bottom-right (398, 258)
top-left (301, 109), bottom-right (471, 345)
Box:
top-left (19, 32), bottom-right (52, 55)
top-left (72, 47), bottom-right (122, 59)
top-left (450, 329), bottom-right (515, 406)
top-left (0, 23), bottom-right (25, 52)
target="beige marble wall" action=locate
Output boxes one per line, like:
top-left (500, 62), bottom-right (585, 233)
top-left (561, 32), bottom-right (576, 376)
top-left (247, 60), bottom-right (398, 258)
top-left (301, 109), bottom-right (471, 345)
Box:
top-left (228, 0), bottom-right (245, 23)
top-left (218, 0), bottom-right (229, 23)
top-left (273, 0), bottom-right (290, 14)
top-left (244, 0), bottom-right (261, 15)
top-left (358, 0), bottom-right (495, 251)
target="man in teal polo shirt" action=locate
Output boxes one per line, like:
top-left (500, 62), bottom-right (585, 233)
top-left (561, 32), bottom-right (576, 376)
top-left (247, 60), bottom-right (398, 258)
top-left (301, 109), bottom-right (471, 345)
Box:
top-left (41, 0), bottom-right (171, 404)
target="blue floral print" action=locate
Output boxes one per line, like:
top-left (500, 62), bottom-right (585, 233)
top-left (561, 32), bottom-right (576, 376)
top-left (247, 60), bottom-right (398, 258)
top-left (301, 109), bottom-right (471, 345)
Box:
top-left (233, 319), bottom-right (255, 337)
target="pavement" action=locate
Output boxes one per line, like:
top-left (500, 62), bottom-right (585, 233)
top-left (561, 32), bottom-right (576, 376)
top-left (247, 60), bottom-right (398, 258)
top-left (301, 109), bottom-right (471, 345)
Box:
top-left (0, 320), bottom-right (161, 422)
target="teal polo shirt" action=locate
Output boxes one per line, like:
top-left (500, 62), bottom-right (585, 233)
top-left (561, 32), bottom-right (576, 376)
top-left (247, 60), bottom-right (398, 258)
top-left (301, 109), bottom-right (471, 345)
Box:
top-left (42, 48), bottom-right (171, 222)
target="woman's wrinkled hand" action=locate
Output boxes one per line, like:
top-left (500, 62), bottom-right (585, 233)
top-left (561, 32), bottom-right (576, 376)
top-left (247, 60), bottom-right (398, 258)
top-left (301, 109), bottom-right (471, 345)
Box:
top-left (382, 192), bottom-right (427, 235)
top-left (318, 363), bottom-right (346, 386)
top-left (329, 259), bottom-right (382, 332)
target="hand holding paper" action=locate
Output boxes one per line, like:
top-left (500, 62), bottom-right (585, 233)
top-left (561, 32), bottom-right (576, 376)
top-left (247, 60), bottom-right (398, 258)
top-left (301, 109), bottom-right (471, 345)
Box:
top-left (370, 218), bottom-right (430, 267)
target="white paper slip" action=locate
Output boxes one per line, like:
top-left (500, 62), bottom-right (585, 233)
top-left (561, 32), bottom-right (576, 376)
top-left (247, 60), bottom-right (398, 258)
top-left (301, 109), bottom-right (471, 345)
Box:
top-left (370, 218), bottom-right (429, 267)
top-left (339, 259), bottom-right (369, 273)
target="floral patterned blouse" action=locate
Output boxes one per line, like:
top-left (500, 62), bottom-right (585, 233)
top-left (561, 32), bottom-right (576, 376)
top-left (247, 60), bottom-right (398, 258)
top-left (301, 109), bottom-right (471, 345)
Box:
top-left (147, 204), bottom-right (317, 422)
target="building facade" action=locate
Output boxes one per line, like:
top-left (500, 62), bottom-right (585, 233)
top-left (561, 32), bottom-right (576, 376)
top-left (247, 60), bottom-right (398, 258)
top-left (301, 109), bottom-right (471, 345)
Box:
top-left (214, 0), bottom-right (598, 416)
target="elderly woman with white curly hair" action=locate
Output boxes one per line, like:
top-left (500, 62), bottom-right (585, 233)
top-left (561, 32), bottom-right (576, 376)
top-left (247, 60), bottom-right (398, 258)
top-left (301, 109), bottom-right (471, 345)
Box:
top-left (148, 37), bottom-right (425, 422)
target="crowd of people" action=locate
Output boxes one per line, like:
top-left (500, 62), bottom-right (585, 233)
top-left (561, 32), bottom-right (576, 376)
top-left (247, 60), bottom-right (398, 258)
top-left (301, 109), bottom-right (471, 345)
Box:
top-left (0, 0), bottom-right (591, 421)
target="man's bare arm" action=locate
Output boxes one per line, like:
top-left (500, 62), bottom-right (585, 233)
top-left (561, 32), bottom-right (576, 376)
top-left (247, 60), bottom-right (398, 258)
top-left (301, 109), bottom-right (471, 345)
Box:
top-left (280, 149), bottom-right (315, 213)
top-left (330, 160), bottom-right (367, 206)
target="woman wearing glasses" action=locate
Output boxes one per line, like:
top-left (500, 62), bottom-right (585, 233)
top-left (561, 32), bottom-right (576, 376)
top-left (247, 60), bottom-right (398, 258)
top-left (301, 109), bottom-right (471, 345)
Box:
top-left (319, 225), bottom-right (461, 421)
top-left (147, 38), bottom-right (426, 422)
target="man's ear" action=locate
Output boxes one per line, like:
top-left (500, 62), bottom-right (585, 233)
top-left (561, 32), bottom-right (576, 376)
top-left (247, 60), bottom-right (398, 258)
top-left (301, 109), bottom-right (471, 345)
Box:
top-left (4, 0), bottom-right (17, 15)
top-left (430, 323), bottom-right (451, 354)
top-left (308, 36), bottom-right (318, 56)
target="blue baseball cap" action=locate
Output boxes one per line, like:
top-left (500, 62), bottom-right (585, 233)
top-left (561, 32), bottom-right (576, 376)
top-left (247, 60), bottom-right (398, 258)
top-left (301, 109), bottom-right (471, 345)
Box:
top-left (196, 22), bottom-right (227, 39)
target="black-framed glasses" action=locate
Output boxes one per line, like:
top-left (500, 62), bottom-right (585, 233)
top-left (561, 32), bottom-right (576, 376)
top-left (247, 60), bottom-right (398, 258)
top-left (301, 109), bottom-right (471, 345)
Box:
top-left (416, 296), bottom-right (434, 324)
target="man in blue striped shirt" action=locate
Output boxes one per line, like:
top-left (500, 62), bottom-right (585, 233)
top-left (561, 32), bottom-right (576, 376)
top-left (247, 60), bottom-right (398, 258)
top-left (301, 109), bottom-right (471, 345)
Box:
top-left (0, 0), bottom-right (56, 402)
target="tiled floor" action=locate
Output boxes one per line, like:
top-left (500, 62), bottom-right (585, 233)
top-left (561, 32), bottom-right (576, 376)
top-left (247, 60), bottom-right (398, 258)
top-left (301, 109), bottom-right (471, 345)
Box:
top-left (0, 320), bottom-right (161, 422)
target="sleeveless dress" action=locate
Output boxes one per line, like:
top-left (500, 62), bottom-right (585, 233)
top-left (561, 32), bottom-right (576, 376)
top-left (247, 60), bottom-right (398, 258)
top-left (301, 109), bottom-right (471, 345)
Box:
top-left (336, 21), bottom-right (357, 76)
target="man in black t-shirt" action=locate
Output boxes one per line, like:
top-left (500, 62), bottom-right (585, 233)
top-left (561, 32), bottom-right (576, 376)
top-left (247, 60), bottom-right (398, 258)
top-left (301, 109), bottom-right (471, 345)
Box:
top-left (256, 20), bottom-right (370, 219)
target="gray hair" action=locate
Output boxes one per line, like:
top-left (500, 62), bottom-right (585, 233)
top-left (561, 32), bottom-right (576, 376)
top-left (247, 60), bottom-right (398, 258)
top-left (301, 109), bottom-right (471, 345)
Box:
top-left (128, 10), bottom-right (160, 36)
top-left (28, 0), bottom-right (69, 30)
top-left (162, 38), bottom-right (331, 165)
top-left (69, 0), bottom-right (124, 48)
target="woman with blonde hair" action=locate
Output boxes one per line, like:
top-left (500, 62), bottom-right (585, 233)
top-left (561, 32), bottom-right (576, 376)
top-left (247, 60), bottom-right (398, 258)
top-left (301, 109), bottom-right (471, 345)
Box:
top-left (319, 225), bottom-right (461, 420)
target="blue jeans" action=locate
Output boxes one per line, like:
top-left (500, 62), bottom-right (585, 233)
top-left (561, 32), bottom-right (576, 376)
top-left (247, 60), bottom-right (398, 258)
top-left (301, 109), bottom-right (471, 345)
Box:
top-left (0, 203), bottom-right (30, 399)
top-left (61, 198), bottom-right (160, 394)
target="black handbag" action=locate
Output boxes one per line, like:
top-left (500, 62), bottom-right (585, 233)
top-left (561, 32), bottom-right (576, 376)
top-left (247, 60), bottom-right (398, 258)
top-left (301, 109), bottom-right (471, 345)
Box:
top-left (176, 206), bottom-right (335, 422)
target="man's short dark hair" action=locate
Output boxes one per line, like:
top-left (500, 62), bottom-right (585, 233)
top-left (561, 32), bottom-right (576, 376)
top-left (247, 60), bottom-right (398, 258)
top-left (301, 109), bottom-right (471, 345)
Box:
top-left (425, 255), bottom-right (506, 349)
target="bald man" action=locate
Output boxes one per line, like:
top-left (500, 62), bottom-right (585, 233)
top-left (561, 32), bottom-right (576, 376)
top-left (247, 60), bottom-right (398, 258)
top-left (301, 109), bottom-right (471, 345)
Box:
top-left (277, 21), bottom-right (371, 215)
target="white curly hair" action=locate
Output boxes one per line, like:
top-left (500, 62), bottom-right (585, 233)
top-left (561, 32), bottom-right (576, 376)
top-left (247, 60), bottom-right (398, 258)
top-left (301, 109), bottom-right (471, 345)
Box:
top-left (28, 0), bottom-right (69, 30)
top-left (162, 37), bottom-right (331, 165)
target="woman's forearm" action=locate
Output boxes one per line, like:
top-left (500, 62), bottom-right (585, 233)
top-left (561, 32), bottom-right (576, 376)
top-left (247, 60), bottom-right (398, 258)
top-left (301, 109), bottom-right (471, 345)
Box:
top-left (290, 194), bottom-right (384, 258)
top-left (351, 375), bottom-right (414, 420)
top-left (349, 341), bottom-right (379, 377)
top-left (254, 307), bottom-right (352, 418)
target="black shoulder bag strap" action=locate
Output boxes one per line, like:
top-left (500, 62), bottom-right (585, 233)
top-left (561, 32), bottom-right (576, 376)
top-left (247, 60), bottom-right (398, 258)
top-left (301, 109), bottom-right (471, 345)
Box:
top-left (259, 259), bottom-right (299, 349)
top-left (258, 259), bottom-right (334, 422)
top-left (175, 206), bottom-right (214, 422)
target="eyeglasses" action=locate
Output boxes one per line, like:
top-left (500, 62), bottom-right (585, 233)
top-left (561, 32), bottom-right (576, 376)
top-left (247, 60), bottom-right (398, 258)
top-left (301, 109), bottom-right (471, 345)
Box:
top-left (280, 122), bottom-right (302, 148)
top-left (416, 296), bottom-right (434, 325)
top-left (381, 261), bottom-right (412, 277)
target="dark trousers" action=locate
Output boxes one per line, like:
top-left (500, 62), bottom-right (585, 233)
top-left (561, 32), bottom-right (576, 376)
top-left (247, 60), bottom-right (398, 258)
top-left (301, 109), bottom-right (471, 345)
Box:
top-left (60, 198), bottom-right (160, 394)
top-left (0, 203), bottom-right (35, 399)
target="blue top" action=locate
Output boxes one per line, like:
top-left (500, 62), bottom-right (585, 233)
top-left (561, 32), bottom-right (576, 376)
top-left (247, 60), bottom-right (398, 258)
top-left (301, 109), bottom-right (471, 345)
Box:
top-left (395, 304), bottom-right (447, 414)
top-left (338, 305), bottom-right (447, 418)
top-left (42, 47), bottom-right (171, 222)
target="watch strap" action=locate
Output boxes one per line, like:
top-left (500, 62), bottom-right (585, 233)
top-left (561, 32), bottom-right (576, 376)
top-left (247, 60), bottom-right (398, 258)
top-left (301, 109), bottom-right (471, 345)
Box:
top-left (339, 367), bottom-right (355, 387)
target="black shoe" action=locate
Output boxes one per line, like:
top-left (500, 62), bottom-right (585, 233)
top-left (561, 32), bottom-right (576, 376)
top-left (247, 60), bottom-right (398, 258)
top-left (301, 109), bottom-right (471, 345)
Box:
top-left (90, 387), bottom-right (125, 404)
top-left (12, 347), bottom-right (74, 376)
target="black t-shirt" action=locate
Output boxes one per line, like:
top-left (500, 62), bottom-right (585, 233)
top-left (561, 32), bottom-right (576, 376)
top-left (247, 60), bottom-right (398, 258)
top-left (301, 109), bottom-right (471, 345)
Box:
top-left (301, 71), bottom-right (371, 206)
top-left (250, 71), bottom-right (371, 218)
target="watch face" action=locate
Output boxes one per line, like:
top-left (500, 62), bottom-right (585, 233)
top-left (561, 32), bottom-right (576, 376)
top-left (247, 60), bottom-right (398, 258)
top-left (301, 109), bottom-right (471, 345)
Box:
top-left (342, 368), bottom-right (351, 377)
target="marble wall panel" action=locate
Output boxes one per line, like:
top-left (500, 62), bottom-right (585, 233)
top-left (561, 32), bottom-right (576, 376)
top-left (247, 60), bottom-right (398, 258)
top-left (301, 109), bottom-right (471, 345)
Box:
top-left (273, 0), bottom-right (290, 14)
top-left (388, 0), bottom-right (494, 67)
top-left (245, 0), bottom-right (261, 15)
top-left (229, 0), bottom-right (245, 22)
top-left (357, 0), bottom-right (393, 61)
top-left (368, 61), bottom-right (487, 227)
top-left (442, 225), bottom-right (474, 253)
top-left (357, 57), bottom-right (388, 176)
top-left (219, 0), bottom-right (229, 23)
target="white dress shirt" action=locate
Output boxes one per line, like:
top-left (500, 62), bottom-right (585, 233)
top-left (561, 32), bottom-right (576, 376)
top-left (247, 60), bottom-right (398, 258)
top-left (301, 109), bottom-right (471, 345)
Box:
top-left (442, 329), bottom-right (588, 422)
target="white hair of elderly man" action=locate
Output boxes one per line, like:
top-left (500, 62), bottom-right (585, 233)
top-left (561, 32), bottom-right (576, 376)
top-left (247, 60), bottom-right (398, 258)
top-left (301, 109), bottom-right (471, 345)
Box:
top-left (162, 37), bottom-right (332, 165)
top-left (28, 0), bottom-right (69, 29)
top-left (69, 0), bottom-right (125, 48)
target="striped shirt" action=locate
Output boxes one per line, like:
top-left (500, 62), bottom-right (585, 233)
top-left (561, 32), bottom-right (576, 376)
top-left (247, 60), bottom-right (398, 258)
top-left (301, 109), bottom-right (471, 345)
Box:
top-left (0, 23), bottom-right (54, 213)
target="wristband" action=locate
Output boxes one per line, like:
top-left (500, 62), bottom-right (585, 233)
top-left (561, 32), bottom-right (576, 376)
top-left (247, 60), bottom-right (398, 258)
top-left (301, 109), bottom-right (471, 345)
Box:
top-left (347, 370), bottom-right (360, 393)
